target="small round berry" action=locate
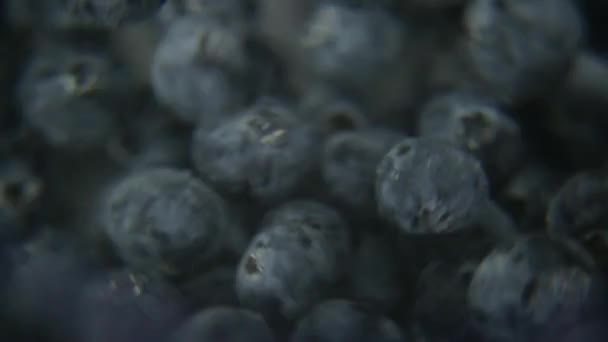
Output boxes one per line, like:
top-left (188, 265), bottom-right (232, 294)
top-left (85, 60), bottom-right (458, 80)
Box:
top-left (376, 138), bottom-right (489, 235)
top-left (192, 99), bottom-right (320, 203)
top-left (236, 201), bottom-right (351, 319)
top-left (463, 0), bottom-right (584, 103)
top-left (104, 168), bottom-right (233, 277)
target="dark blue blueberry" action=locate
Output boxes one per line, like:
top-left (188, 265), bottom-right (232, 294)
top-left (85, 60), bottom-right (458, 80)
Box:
top-left (236, 200), bottom-right (351, 319)
top-left (464, 0), bottom-right (584, 104)
top-left (547, 170), bottom-right (608, 272)
top-left (293, 3), bottom-right (422, 117)
top-left (468, 235), bottom-right (604, 342)
top-left (192, 99), bottom-right (321, 203)
top-left (298, 3), bottom-right (406, 89)
top-left (376, 138), bottom-right (516, 238)
top-left (547, 170), bottom-right (608, 237)
top-left (104, 168), bottom-right (239, 278)
top-left (151, 14), bottom-right (249, 124)
top-left (18, 44), bottom-right (121, 150)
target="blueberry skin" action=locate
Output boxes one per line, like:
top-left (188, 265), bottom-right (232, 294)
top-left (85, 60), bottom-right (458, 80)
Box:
top-left (151, 14), bottom-right (248, 124)
top-left (546, 171), bottom-right (608, 272)
top-left (376, 138), bottom-right (489, 235)
top-left (104, 168), bottom-right (233, 277)
top-left (547, 171), bottom-right (608, 237)
top-left (171, 307), bottom-right (276, 342)
top-left (235, 201), bottom-right (351, 319)
top-left (77, 270), bottom-right (188, 342)
top-left (290, 299), bottom-right (406, 342)
top-left (18, 45), bottom-right (118, 149)
top-left (192, 99), bottom-right (320, 203)
top-left (468, 236), bottom-right (604, 342)
top-left (295, 3), bottom-right (421, 115)
top-left (322, 129), bottom-right (404, 213)
top-left (418, 92), bottom-right (525, 185)
top-left (464, 0), bottom-right (584, 104)
top-left (299, 3), bottom-right (406, 88)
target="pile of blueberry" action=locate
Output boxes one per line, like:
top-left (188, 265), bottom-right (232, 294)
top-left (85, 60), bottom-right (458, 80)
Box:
top-left (2, 0), bottom-right (608, 341)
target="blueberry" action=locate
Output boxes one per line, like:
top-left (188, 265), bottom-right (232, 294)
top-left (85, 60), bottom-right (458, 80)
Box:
top-left (151, 14), bottom-right (248, 123)
top-left (294, 3), bottom-right (421, 114)
top-left (547, 170), bottom-right (608, 237)
top-left (235, 200), bottom-right (351, 319)
top-left (376, 138), bottom-right (517, 238)
top-left (192, 99), bottom-right (320, 203)
top-left (77, 270), bottom-right (188, 342)
top-left (104, 168), bottom-right (237, 278)
top-left (463, 0), bottom-right (584, 103)
top-left (18, 44), bottom-right (119, 149)
top-left (468, 235), bottom-right (604, 342)
top-left (299, 3), bottom-right (404, 85)
top-left (418, 91), bottom-right (525, 185)
top-left (290, 299), bottom-right (406, 342)
top-left (322, 128), bottom-right (403, 214)
top-left (171, 307), bottom-right (276, 342)
top-left (546, 170), bottom-right (608, 271)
